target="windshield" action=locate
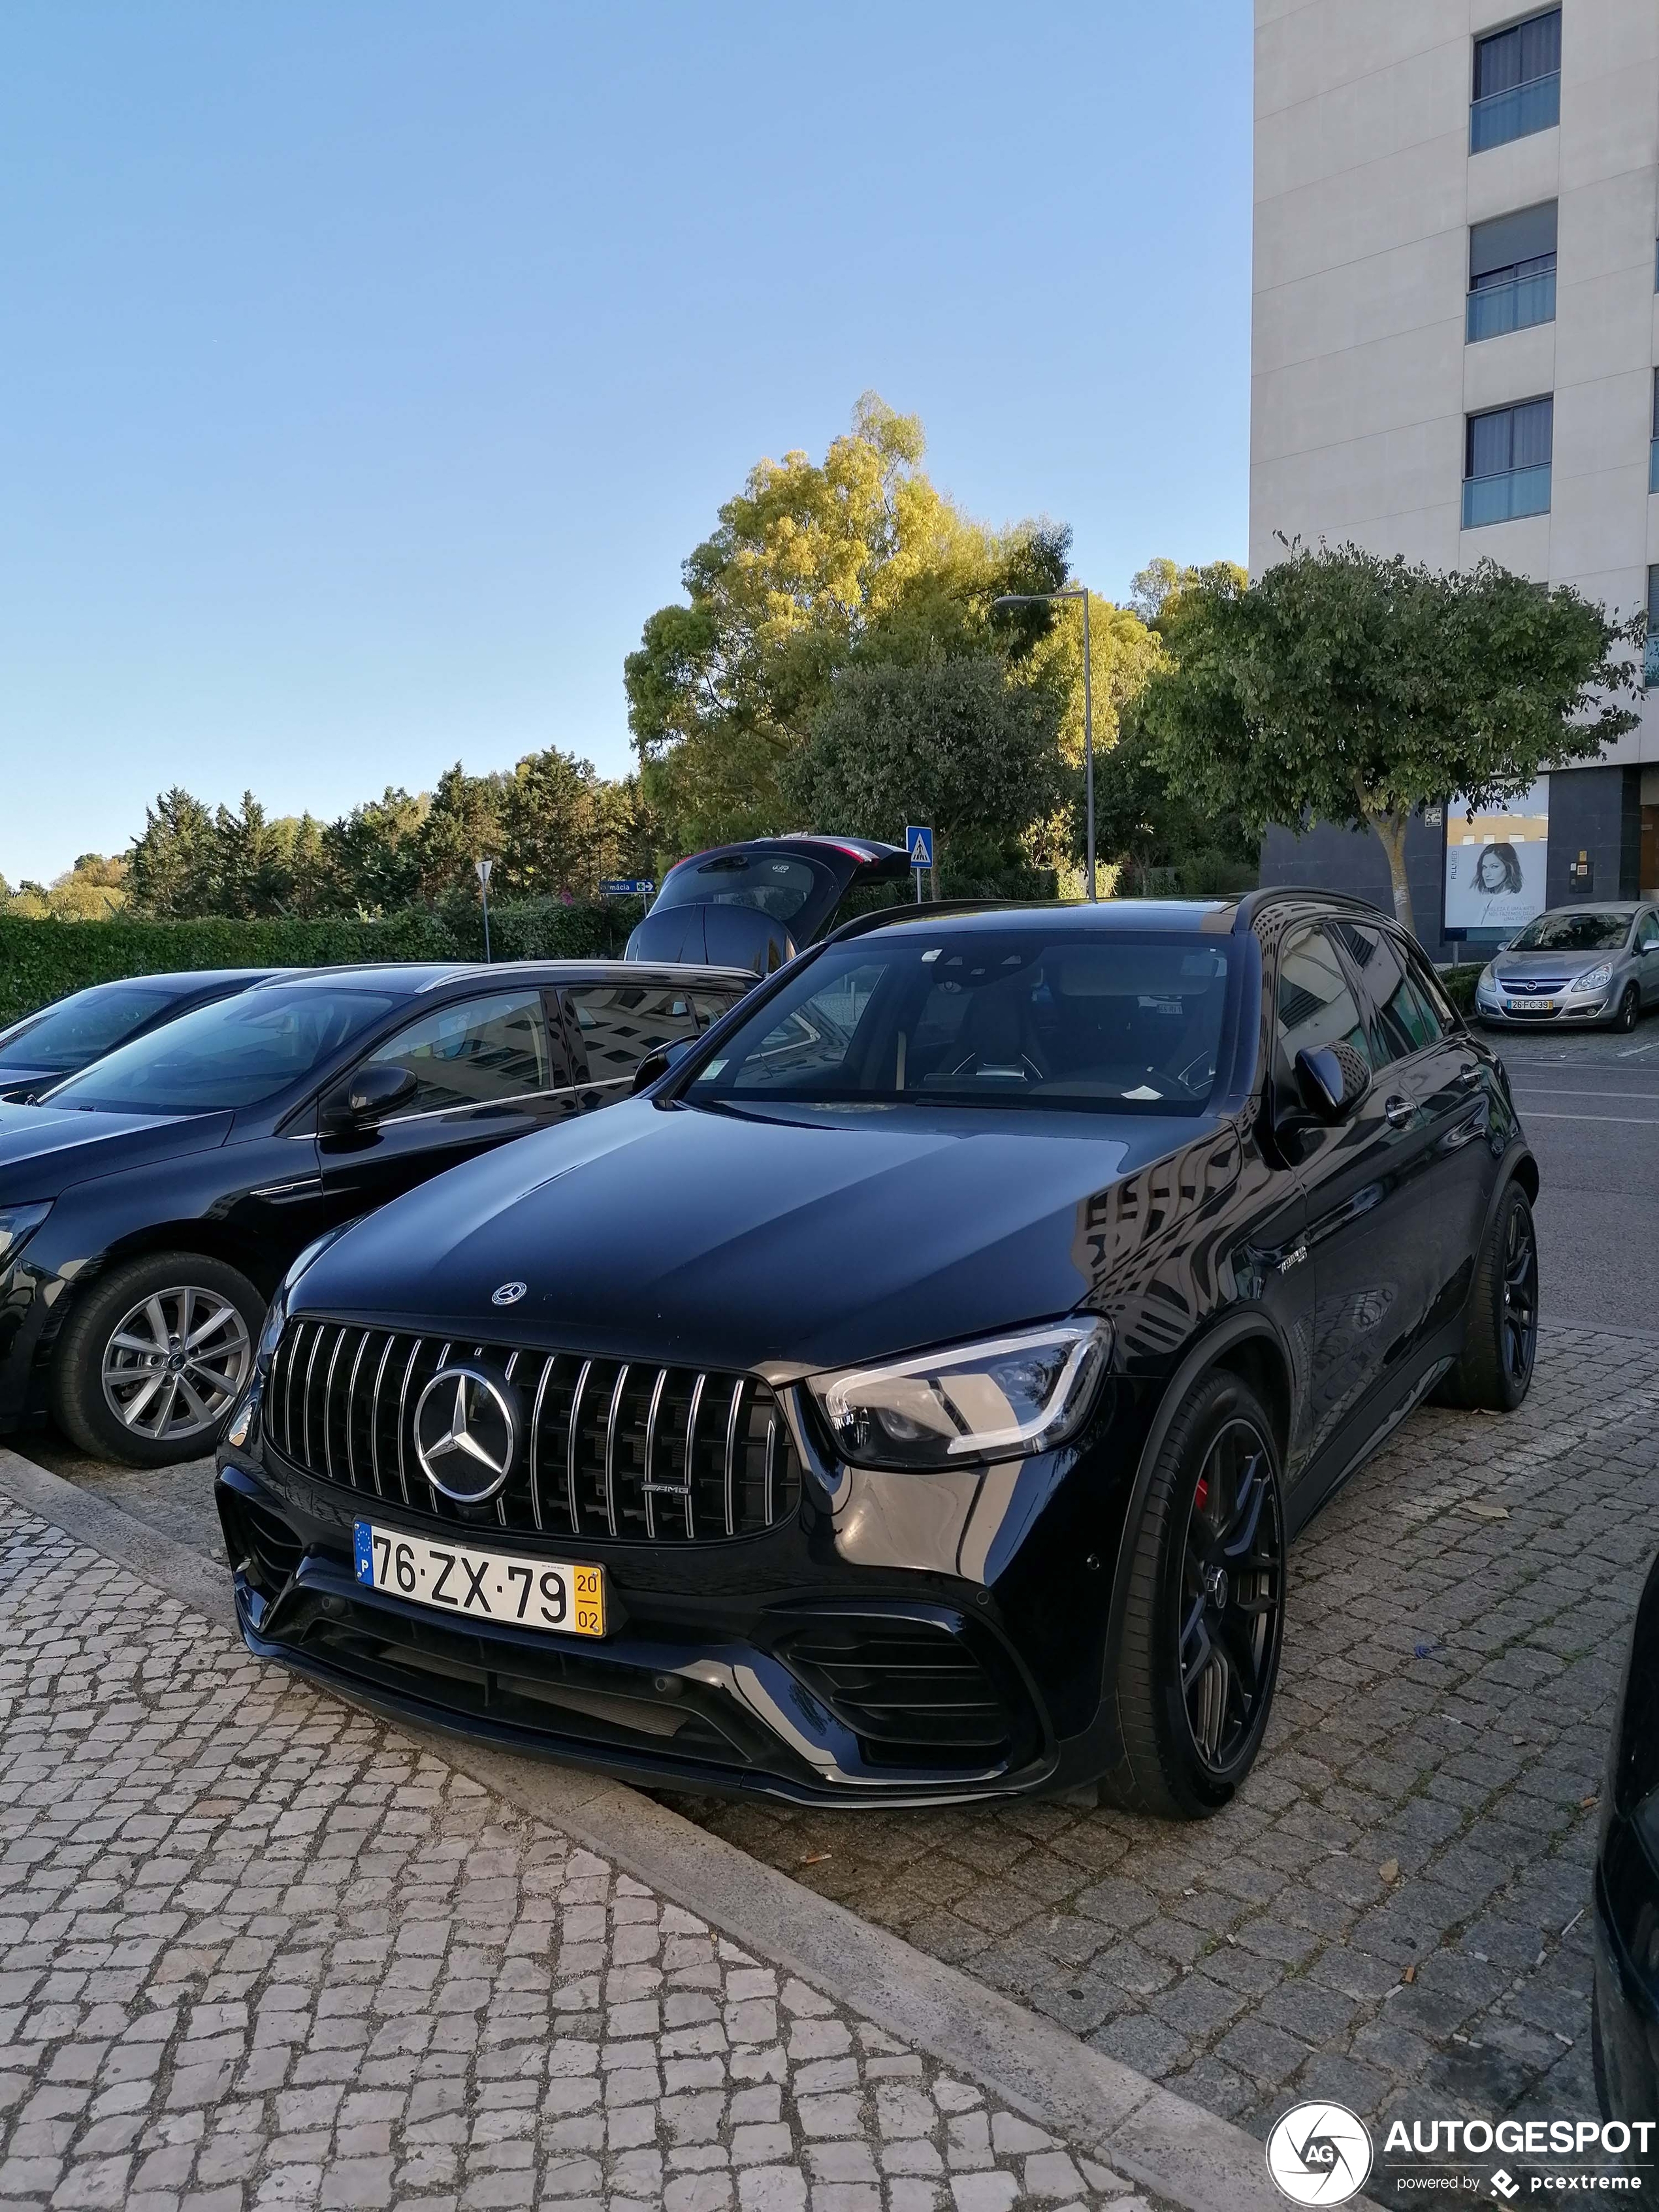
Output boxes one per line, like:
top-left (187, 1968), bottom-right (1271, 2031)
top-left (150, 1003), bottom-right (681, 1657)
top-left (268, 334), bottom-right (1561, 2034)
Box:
top-left (685, 929), bottom-right (1234, 1115)
top-left (1507, 911), bottom-right (1634, 952)
top-left (654, 852), bottom-right (830, 924)
top-left (0, 983), bottom-right (178, 1071)
top-left (44, 987), bottom-right (401, 1115)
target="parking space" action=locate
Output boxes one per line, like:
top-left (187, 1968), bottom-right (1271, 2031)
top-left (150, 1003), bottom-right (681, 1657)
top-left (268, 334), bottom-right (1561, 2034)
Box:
top-left (678, 1324), bottom-right (1655, 2150)
top-left (8, 1023), bottom-right (1659, 2173)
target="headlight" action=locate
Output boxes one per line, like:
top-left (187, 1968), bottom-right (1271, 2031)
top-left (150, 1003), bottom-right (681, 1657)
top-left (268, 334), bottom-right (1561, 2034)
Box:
top-left (1477, 965), bottom-right (1498, 997)
top-left (0, 1201), bottom-right (52, 1268)
top-left (809, 1317), bottom-right (1112, 1470)
top-left (1573, 963), bottom-right (1614, 993)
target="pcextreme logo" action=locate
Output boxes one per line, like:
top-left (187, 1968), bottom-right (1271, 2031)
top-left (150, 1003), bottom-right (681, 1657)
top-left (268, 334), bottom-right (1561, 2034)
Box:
top-left (1266, 2102), bottom-right (1376, 2205)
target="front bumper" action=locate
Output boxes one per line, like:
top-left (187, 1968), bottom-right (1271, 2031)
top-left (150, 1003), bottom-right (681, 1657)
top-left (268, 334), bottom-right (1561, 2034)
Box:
top-left (1477, 991), bottom-right (1612, 1025)
top-left (216, 1437), bottom-right (1087, 1807)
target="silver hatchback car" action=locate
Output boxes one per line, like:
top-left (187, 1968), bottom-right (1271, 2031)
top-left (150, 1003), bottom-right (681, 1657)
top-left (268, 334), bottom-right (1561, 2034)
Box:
top-left (1474, 902), bottom-right (1659, 1031)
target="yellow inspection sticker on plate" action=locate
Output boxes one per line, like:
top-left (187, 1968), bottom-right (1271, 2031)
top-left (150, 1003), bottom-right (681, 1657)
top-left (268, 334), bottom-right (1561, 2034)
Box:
top-left (352, 1520), bottom-right (605, 1637)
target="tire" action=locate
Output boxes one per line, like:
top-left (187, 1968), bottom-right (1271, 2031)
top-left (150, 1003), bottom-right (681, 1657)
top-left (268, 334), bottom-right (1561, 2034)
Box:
top-left (50, 1251), bottom-right (263, 1466)
top-left (1095, 1371), bottom-right (1286, 1820)
top-left (1615, 984), bottom-right (1639, 1034)
top-left (1436, 1181), bottom-right (1538, 1413)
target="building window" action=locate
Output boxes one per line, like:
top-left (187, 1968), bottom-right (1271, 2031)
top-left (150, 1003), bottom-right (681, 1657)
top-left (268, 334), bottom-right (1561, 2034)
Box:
top-left (1463, 398), bottom-right (1553, 528)
top-left (1470, 9), bottom-right (1561, 153)
top-left (1467, 203), bottom-right (1557, 342)
top-left (1647, 568), bottom-right (1659, 688)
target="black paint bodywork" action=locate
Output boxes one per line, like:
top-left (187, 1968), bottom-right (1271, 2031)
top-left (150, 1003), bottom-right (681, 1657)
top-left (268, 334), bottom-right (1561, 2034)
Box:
top-left (624, 835), bottom-right (910, 972)
top-left (218, 893), bottom-right (1535, 1806)
top-left (1594, 1547), bottom-right (1659, 2120)
top-left (0, 960), bottom-right (747, 1437)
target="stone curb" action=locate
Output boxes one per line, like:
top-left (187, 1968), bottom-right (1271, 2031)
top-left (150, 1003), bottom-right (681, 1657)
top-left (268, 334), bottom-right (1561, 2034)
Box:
top-left (0, 1445), bottom-right (1293, 2212)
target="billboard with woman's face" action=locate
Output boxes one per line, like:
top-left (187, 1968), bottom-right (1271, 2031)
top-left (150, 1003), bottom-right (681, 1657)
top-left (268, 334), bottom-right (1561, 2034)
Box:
top-left (1443, 783), bottom-right (1549, 932)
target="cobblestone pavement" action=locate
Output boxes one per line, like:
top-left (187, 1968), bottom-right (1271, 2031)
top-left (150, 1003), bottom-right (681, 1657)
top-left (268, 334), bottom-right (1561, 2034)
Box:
top-left (0, 1502), bottom-right (1170, 2212)
top-left (681, 1326), bottom-right (1656, 2145)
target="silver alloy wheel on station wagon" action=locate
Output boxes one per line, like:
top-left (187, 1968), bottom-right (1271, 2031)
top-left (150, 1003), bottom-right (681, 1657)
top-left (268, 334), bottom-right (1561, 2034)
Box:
top-left (99, 1284), bottom-right (253, 1443)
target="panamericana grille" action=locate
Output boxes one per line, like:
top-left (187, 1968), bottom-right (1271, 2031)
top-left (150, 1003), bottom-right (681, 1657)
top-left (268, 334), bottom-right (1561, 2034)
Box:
top-left (265, 1319), bottom-right (801, 1543)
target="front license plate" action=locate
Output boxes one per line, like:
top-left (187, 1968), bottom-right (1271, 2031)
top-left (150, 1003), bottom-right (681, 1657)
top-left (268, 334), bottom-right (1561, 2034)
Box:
top-left (1506, 996), bottom-right (1556, 1012)
top-left (352, 1520), bottom-right (605, 1638)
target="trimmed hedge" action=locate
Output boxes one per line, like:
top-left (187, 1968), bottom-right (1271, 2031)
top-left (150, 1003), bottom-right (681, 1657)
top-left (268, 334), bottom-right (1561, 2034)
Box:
top-left (1441, 963), bottom-right (1482, 1015)
top-left (0, 900), bottom-right (645, 1027)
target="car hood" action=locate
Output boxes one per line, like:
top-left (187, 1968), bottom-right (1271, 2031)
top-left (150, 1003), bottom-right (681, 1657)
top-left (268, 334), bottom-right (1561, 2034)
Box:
top-left (1492, 947), bottom-right (1626, 977)
top-left (0, 1102), bottom-right (232, 1198)
top-left (293, 1096), bottom-right (1238, 1373)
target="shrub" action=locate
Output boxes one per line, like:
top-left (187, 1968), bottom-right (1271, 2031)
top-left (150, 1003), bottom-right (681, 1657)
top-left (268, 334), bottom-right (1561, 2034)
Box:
top-left (0, 899), bottom-right (646, 1027)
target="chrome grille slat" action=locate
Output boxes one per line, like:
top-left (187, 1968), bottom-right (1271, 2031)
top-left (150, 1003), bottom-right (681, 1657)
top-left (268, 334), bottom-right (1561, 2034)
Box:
top-left (368, 1334), bottom-right (395, 1498)
top-left (603, 1364), bottom-right (628, 1539)
top-left (395, 1338), bottom-right (423, 1506)
top-left (642, 1367), bottom-right (668, 1541)
top-left (343, 1331), bottom-right (370, 1490)
top-left (302, 1326), bottom-right (324, 1469)
top-left (683, 1373), bottom-right (705, 1543)
top-left (568, 1359), bottom-right (592, 1535)
top-left (724, 1379), bottom-right (745, 1540)
top-left (269, 1322), bottom-right (797, 1545)
top-left (528, 1354), bottom-right (555, 1533)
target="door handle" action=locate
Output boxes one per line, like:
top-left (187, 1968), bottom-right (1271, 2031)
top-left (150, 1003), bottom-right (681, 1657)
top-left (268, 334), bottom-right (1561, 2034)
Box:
top-left (1384, 1095), bottom-right (1413, 1129)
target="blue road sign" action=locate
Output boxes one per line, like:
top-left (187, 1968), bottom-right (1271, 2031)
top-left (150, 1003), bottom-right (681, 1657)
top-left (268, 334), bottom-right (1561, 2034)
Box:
top-left (905, 825), bottom-right (934, 870)
top-left (600, 878), bottom-right (655, 897)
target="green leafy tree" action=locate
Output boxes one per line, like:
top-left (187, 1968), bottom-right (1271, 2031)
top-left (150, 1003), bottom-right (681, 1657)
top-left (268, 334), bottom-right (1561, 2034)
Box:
top-left (499, 747), bottom-right (608, 901)
top-left (127, 789), bottom-right (220, 918)
top-left (322, 787), bottom-right (427, 914)
top-left (413, 763), bottom-right (508, 904)
top-left (625, 393), bottom-right (1071, 861)
top-left (784, 656), bottom-right (1066, 881)
top-left (1135, 543), bottom-right (1641, 933)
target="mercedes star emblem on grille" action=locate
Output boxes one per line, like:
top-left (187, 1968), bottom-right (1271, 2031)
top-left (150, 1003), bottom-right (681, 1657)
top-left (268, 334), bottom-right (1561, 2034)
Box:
top-left (412, 1366), bottom-right (518, 1503)
top-left (491, 1281), bottom-right (527, 1307)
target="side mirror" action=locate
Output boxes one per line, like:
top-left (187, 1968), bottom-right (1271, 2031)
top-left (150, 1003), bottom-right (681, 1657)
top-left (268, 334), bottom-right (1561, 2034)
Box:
top-left (630, 1037), bottom-right (696, 1095)
top-left (1295, 1042), bottom-right (1371, 1123)
top-left (323, 1062), bottom-right (418, 1130)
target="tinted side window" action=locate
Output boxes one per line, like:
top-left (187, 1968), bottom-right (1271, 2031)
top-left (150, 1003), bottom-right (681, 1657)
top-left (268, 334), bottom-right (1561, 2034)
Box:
top-left (370, 992), bottom-right (553, 1115)
top-left (691, 989), bottom-right (745, 1030)
top-left (564, 984), bottom-right (700, 1083)
top-left (1274, 928), bottom-right (1372, 1081)
top-left (1637, 914), bottom-right (1659, 953)
top-left (1330, 922), bottom-right (1442, 1065)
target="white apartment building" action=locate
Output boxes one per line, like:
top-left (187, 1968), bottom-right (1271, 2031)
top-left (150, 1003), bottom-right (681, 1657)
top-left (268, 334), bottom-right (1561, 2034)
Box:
top-left (1252, 0), bottom-right (1659, 950)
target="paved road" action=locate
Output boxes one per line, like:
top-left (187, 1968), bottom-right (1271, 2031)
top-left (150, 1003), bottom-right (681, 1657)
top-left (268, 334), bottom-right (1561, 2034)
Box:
top-left (0, 1497), bottom-right (1168, 2212)
top-left (1485, 1020), bottom-right (1659, 1329)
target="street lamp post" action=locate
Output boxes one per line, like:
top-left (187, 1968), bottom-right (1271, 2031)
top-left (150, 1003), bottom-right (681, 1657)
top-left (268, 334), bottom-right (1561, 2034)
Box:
top-left (991, 586), bottom-right (1095, 900)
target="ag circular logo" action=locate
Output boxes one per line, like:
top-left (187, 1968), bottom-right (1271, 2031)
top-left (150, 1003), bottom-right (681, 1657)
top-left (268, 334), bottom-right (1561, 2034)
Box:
top-left (1265, 2102), bottom-right (1374, 2205)
top-left (413, 1366), bottom-right (519, 1504)
top-left (491, 1280), bottom-right (527, 1307)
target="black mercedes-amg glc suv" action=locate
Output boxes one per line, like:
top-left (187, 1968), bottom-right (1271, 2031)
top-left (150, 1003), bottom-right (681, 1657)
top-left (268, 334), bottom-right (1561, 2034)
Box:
top-left (217, 891), bottom-right (1538, 1813)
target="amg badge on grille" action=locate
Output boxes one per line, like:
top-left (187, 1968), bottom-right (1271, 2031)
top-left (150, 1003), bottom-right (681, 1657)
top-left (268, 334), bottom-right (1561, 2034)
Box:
top-left (413, 1366), bottom-right (519, 1504)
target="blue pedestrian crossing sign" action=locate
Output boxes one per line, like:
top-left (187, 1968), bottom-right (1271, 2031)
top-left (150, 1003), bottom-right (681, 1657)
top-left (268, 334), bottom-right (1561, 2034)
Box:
top-left (905, 825), bottom-right (934, 870)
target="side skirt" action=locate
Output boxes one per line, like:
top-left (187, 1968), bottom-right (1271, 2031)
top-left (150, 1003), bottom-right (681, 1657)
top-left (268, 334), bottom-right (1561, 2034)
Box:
top-left (1283, 1339), bottom-right (1458, 1542)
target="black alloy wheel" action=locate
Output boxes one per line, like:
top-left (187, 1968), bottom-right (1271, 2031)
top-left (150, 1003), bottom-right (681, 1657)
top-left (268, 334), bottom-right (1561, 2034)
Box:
top-left (1434, 1179), bottom-right (1538, 1413)
top-left (1498, 1191), bottom-right (1539, 1392)
top-left (1617, 984), bottom-right (1640, 1034)
top-left (1178, 1418), bottom-right (1285, 1779)
top-left (1098, 1370), bottom-right (1286, 1819)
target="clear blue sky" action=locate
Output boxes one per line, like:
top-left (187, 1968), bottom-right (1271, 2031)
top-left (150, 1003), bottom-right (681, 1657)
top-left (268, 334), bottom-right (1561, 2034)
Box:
top-left (1, 1), bottom-right (1250, 886)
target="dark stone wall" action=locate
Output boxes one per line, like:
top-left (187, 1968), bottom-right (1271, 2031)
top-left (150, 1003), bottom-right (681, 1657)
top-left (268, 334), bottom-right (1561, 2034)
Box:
top-left (1259, 765), bottom-right (1641, 961)
top-left (1541, 765), bottom-right (1641, 906)
top-left (1258, 812), bottom-right (1455, 961)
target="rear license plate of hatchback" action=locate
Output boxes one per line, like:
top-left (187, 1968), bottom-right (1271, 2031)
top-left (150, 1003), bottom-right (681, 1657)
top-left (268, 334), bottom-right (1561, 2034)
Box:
top-left (352, 1520), bottom-right (605, 1637)
top-left (1506, 995), bottom-right (1556, 1012)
